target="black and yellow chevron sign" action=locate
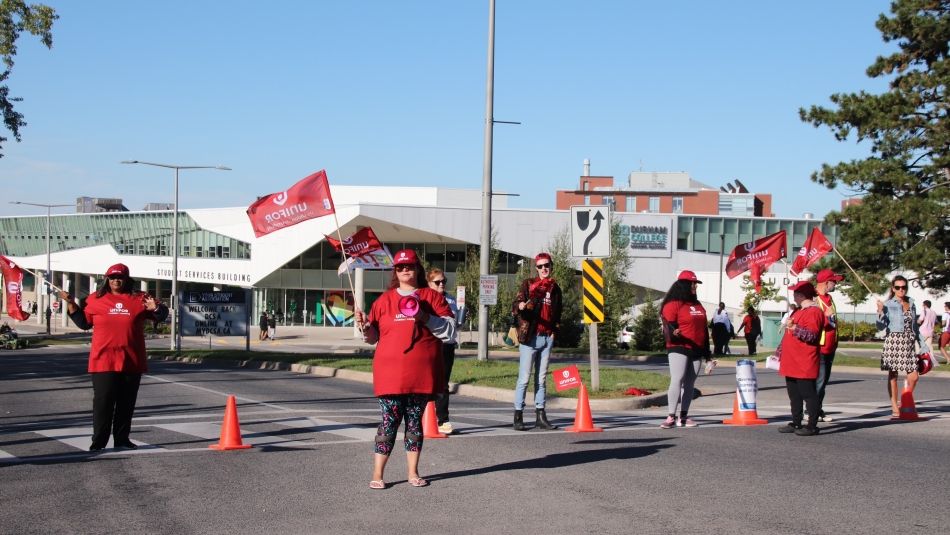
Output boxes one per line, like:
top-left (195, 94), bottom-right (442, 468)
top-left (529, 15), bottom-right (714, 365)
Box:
top-left (582, 259), bottom-right (604, 324)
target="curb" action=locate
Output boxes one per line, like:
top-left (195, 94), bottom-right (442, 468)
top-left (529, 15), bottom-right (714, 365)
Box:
top-left (148, 354), bottom-right (669, 410)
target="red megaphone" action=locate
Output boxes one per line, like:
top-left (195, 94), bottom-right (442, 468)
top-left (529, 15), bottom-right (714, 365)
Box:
top-left (398, 294), bottom-right (420, 317)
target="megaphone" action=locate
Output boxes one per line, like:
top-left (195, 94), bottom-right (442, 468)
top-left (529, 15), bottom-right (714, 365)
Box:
top-left (398, 294), bottom-right (420, 317)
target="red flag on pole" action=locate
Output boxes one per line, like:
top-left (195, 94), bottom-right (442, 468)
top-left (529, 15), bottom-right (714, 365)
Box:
top-left (246, 170), bottom-right (336, 237)
top-left (725, 230), bottom-right (787, 292)
top-left (324, 227), bottom-right (384, 258)
top-left (0, 255), bottom-right (32, 321)
top-left (790, 227), bottom-right (834, 276)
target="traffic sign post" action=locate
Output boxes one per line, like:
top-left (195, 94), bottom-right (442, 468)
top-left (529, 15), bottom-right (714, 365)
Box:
top-left (571, 205), bottom-right (611, 258)
top-left (582, 259), bottom-right (605, 391)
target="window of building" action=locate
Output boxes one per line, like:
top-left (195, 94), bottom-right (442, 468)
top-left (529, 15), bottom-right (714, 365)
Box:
top-left (672, 197), bottom-right (683, 214)
top-left (649, 197), bottom-right (660, 213)
top-left (625, 196), bottom-right (636, 212)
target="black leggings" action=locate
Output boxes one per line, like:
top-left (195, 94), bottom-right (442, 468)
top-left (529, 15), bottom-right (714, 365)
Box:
top-left (785, 377), bottom-right (818, 429)
top-left (91, 372), bottom-right (142, 447)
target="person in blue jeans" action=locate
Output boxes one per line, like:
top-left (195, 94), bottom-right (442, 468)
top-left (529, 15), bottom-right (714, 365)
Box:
top-left (511, 252), bottom-right (563, 431)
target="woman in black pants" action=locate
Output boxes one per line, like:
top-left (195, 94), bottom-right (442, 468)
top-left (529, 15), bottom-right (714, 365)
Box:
top-left (60, 263), bottom-right (168, 451)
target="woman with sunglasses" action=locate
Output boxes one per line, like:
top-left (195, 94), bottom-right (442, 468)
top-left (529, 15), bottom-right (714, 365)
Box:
top-left (355, 249), bottom-right (456, 489)
top-left (427, 267), bottom-right (465, 435)
top-left (876, 275), bottom-right (926, 417)
top-left (511, 252), bottom-right (563, 431)
top-left (58, 263), bottom-right (168, 451)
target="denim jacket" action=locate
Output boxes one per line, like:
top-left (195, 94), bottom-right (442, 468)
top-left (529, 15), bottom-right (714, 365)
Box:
top-left (876, 297), bottom-right (924, 347)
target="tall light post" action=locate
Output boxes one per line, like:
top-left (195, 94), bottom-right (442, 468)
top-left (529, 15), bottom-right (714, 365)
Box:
top-left (9, 201), bottom-right (72, 334)
top-left (121, 160), bottom-right (231, 352)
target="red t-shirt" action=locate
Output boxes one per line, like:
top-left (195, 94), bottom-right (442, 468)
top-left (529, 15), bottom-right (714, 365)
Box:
top-left (661, 300), bottom-right (709, 356)
top-left (778, 305), bottom-right (825, 379)
top-left (83, 292), bottom-right (154, 373)
top-left (368, 287), bottom-right (453, 396)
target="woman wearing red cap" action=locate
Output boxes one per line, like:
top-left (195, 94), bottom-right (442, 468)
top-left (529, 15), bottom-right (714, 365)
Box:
top-left (58, 263), bottom-right (168, 451)
top-left (355, 249), bottom-right (455, 489)
top-left (777, 281), bottom-right (825, 436)
top-left (511, 252), bottom-right (563, 431)
top-left (659, 270), bottom-right (710, 428)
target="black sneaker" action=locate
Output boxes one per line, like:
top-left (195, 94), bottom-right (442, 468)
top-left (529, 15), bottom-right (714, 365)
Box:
top-left (794, 426), bottom-right (819, 437)
top-left (778, 423), bottom-right (801, 433)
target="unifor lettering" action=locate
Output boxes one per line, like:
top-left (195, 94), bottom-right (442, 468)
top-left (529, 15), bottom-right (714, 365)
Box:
top-left (264, 202), bottom-right (309, 223)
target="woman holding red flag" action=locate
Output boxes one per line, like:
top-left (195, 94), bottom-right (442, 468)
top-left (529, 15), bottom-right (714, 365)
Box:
top-left (659, 270), bottom-right (711, 428)
top-left (59, 263), bottom-right (168, 451)
top-left (355, 249), bottom-right (455, 489)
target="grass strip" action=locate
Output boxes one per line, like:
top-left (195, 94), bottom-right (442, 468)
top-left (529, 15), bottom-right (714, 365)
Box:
top-left (149, 350), bottom-right (670, 399)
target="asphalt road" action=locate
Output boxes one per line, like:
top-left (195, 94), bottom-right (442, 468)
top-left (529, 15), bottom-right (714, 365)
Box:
top-left (2, 346), bottom-right (949, 535)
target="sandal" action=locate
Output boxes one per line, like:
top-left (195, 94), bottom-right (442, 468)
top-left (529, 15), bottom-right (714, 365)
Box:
top-left (407, 477), bottom-right (429, 487)
top-left (369, 480), bottom-right (386, 490)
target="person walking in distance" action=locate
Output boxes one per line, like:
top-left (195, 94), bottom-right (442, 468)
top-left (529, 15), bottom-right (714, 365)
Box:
top-left (877, 275), bottom-right (925, 417)
top-left (813, 269), bottom-right (843, 423)
top-left (917, 300), bottom-right (937, 356)
top-left (777, 281), bottom-right (825, 436)
top-left (59, 263), bottom-right (169, 451)
top-left (659, 270), bottom-right (711, 429)
top-left (511, 252), bottom-right (563, 431)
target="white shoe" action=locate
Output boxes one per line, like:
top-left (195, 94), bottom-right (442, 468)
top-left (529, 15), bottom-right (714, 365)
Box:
top-left (438, 422), bottom-right (454, 434)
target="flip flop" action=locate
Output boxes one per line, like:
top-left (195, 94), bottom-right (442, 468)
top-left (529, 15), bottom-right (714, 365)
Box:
top-left (369, 480), bottom-right (386, 490)
top-left (407, 477), bottom-right (429, 487)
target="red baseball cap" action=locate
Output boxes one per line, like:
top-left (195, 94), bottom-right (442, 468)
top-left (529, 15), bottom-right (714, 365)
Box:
top-left (392, 249), bottom-right (419, 266)
top-left (678, 270), bottom-right (702, 283)
top-left (105, 263), bottom-right (130, 278)
top-left (816, 269), bottom-right (844, 283)
top-left (789, 280), bottom-right (817, 297)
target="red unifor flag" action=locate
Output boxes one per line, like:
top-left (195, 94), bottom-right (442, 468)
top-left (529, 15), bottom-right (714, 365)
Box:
top-left (725, 230), bottom-right (787, 293)
top-left (0, 255), bottom-right (31, 321)
top-left (790, 227), bottom-right (834, 276)
top-left (246, 170), bottom-right (336, 237)
top-left (325, 227), bottom-right (384, 258)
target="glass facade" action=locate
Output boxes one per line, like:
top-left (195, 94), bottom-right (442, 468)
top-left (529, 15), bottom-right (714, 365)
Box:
top-left (0, 211), bottom-right (250, 260)
top-left (676, 215), bottom-right (838, 259)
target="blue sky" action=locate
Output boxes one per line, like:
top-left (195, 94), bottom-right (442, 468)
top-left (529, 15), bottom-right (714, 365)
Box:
top-left (1, 1), bottom-right (893, 219)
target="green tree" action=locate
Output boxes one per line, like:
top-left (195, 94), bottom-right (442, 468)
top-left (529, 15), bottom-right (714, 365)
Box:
top-left (0, 1), bottom-right (58, 158)
top-left (799, 0), bottom-right (950, 295)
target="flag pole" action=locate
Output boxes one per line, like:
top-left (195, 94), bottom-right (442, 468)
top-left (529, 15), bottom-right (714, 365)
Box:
top-left (832, 246), bottom-right (873, 295)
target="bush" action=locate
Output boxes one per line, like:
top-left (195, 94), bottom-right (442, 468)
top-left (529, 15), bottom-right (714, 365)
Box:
top-left (836, 320), bottom-right (879, 341)
top-left (632, 300), bottom-right (665, 351)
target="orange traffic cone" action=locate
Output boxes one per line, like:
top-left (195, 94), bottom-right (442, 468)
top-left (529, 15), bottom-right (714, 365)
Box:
top-left (422, 400), bottom-right (447, 439)
top-left (209, 395), bottom-right (253, 450)
top-left (722, 390), bottom-right (768, 425)
top-left (565, 384), bottom-right (603, 433)
top-left (898, 389), bottom-right (920, 421)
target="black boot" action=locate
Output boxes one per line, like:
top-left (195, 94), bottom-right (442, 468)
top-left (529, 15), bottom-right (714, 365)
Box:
top-left (536, 408), bottom-right (557, 430)
top-left (513, 410), bottom-right (527, 431)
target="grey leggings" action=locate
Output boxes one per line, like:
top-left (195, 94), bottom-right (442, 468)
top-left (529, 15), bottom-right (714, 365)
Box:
top-left (667, 352), bottom-right (701, 416)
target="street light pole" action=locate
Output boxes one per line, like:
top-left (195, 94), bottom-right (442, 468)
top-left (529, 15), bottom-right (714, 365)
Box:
top-left (121, 160), bottom-right (231, 353)
top-left (9, 201), bottom-right (72, 335)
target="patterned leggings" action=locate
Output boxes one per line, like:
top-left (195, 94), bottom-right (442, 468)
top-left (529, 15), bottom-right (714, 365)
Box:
top-left (375, 394), bottom-right (428, 455)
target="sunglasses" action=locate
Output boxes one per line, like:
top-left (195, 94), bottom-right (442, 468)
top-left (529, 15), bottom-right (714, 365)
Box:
top-left (430, 279), bottom-right (447, 285)
top-left (536, 263), bottom-right (552, 269)
top-left (893, 285), bottom-right (907, 290)
top-left (394, 265), bottom-right (415, 272)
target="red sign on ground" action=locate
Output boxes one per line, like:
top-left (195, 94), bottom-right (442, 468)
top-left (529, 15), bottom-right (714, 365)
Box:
top-left (552, 365), bottom-right (582, 392)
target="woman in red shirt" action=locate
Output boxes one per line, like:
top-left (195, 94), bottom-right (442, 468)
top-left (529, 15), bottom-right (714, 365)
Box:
top-left (60, 263), bottom-right (168, 451)
top-left (659, 270), bottom-right (711, 429)
top-left (356, 249), bottom-right (455, 489)
top-left (777, 281), bottom-right (825, 436)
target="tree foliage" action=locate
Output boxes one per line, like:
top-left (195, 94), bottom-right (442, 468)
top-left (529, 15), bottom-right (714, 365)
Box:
top-left (799, 0), bottom-right (950, 295)
top-left (0, 1), bottom-right (58, 158)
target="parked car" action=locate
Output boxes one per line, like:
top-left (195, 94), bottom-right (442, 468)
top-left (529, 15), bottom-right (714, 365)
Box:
top-left (617, 325), bottom-right (633, 349)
